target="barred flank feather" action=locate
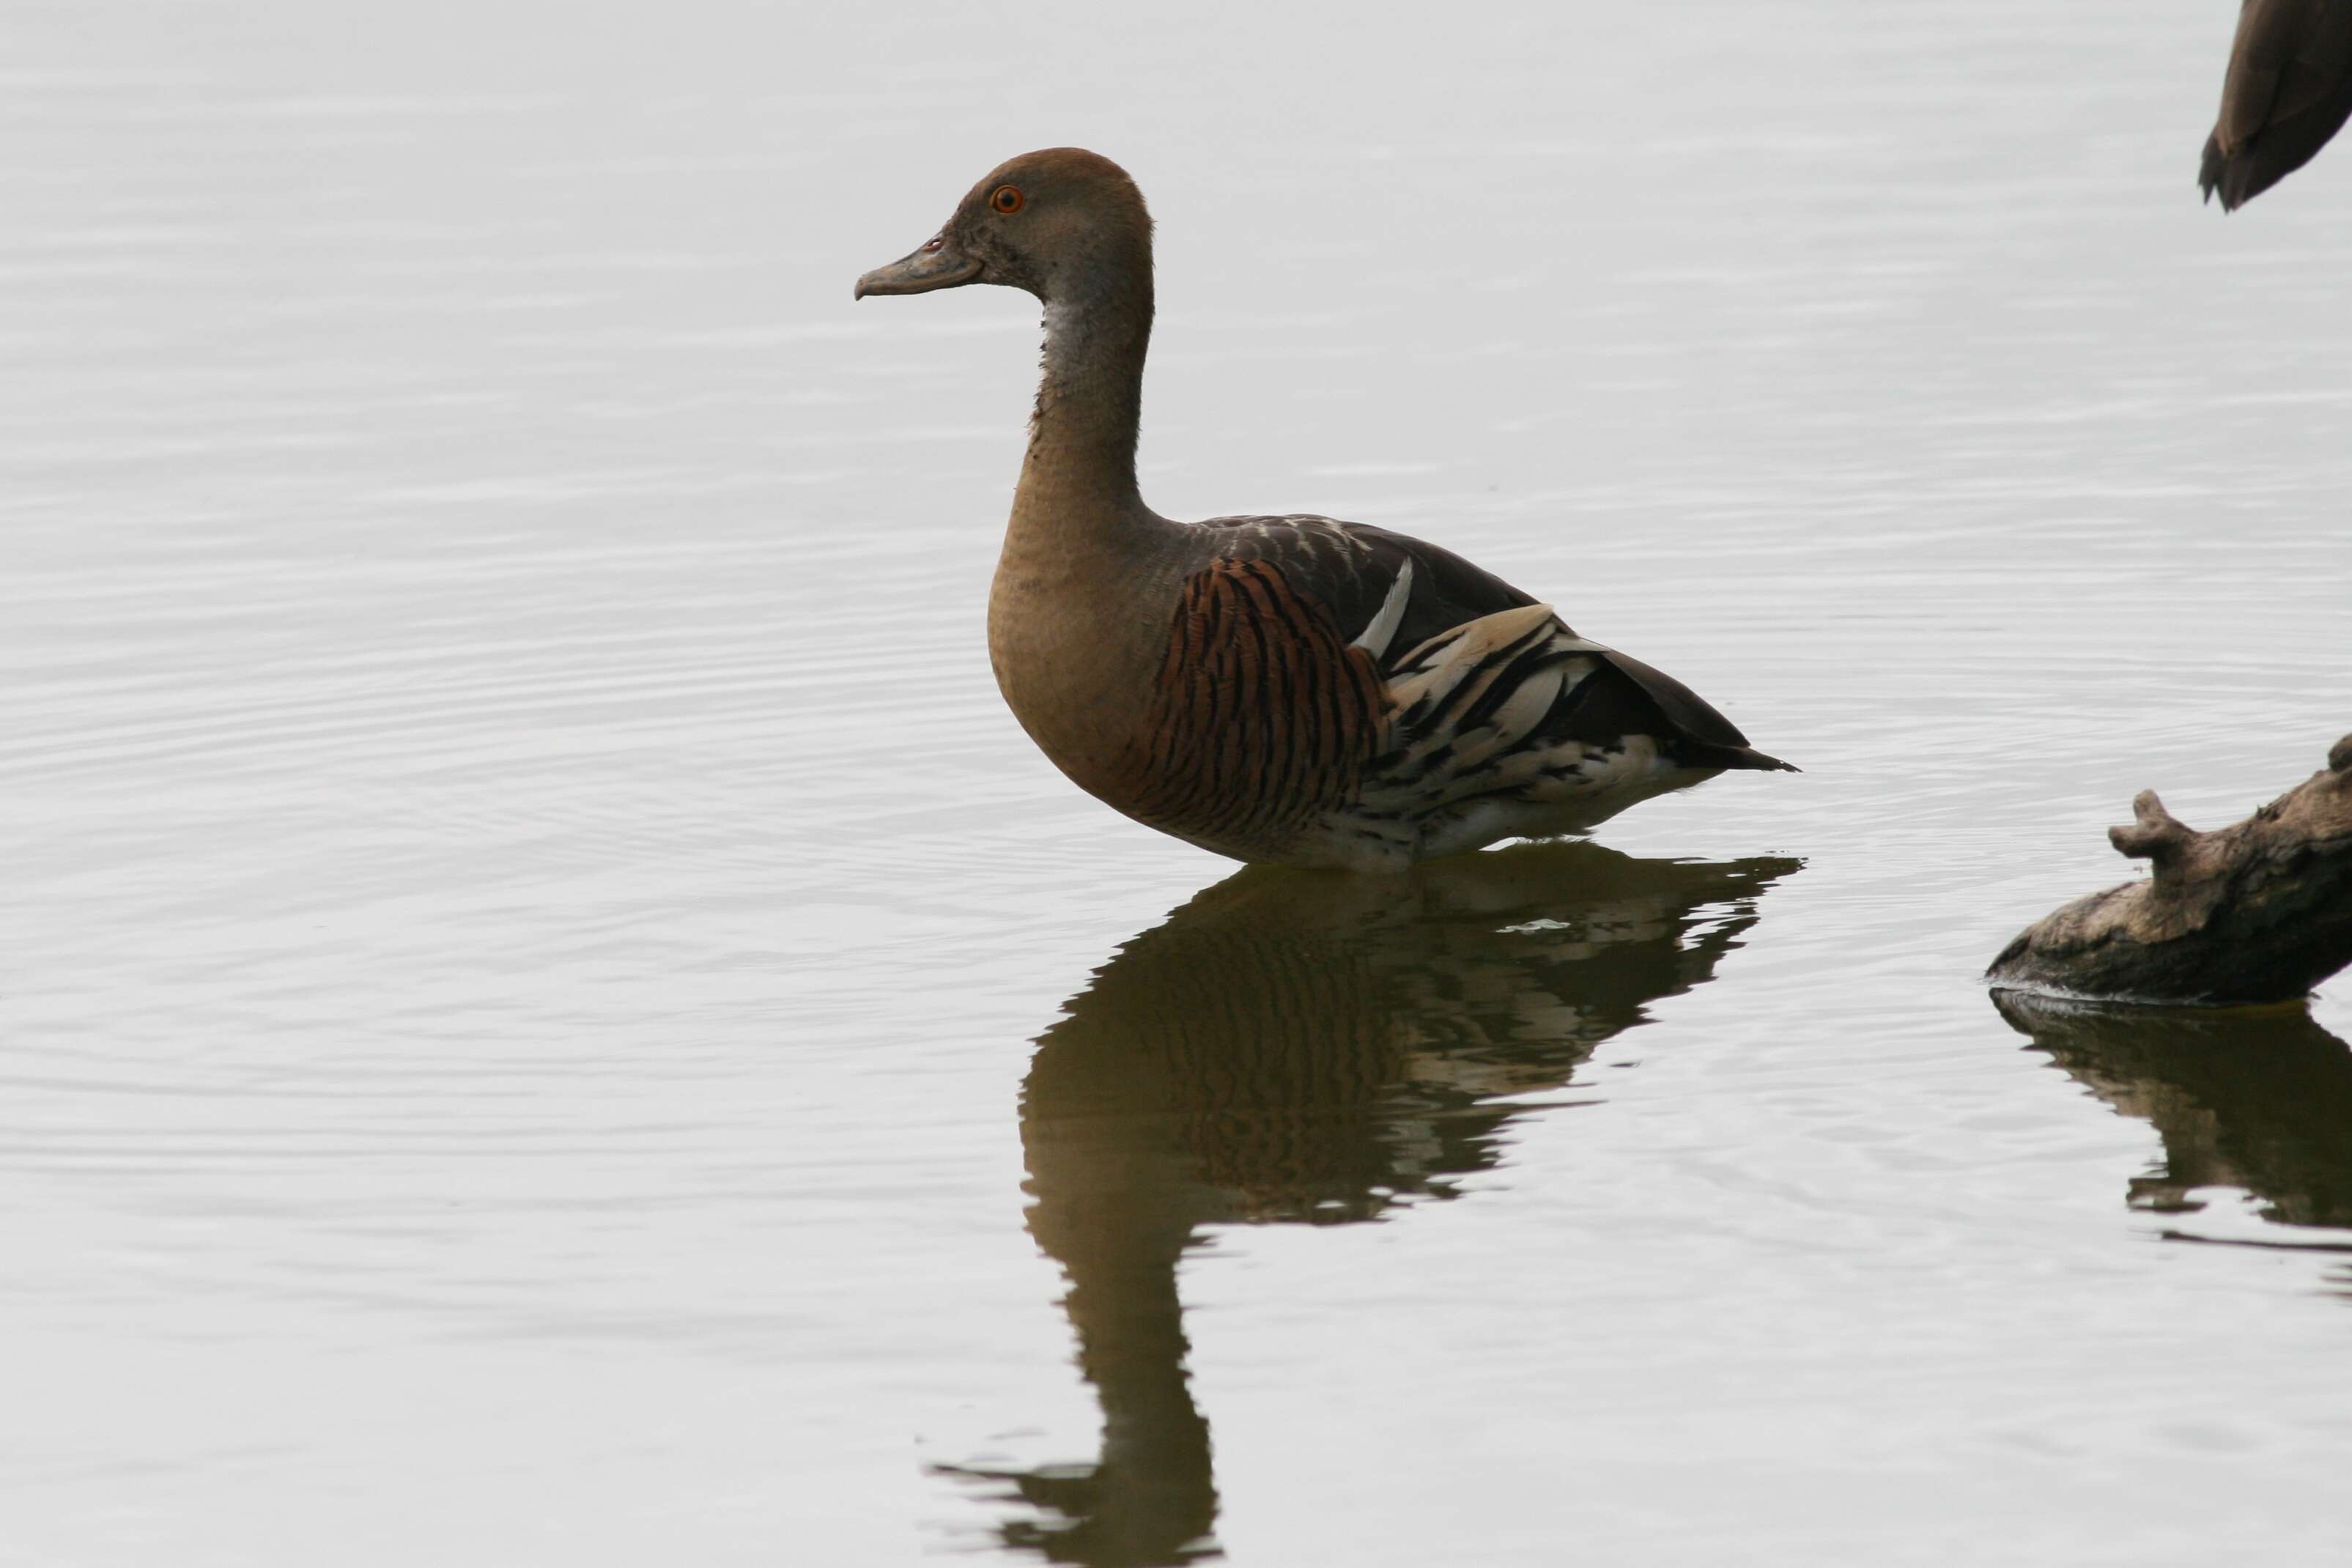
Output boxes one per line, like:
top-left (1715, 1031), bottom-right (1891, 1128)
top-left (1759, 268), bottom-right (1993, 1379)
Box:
top-left (1119, 558), bottom-right (1387, 856)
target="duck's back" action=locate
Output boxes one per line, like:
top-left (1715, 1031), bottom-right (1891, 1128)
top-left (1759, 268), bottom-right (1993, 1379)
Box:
top-left (1202, 516), bottom-right (1772, 759)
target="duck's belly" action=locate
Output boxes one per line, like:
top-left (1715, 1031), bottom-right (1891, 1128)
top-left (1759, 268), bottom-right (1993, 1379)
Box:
top-left (1123, 737), bottom-right (1717, 872)
top-left (1255, 738), bottom-right (1717, 871)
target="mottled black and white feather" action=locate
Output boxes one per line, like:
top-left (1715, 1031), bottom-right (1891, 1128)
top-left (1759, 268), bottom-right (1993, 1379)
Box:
top-left (1202, 514), bottom-right (1790, 767)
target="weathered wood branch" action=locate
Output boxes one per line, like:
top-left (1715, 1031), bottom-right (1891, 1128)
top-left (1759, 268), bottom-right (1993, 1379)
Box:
top-left (1987, 735), bottom-right (2352, 1005)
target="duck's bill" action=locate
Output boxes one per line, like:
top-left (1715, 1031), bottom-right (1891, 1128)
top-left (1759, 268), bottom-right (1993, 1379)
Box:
top-left (854, 236), bottom-right (983, 298)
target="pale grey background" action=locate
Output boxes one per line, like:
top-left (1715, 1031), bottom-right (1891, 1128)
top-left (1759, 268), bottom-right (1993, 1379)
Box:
top-left (4, 1), bottom-right (2350, 1564)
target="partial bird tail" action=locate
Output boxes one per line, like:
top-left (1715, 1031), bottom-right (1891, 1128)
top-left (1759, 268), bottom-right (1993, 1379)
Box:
top-left (2199, 133), bottom-right (2233, 208)
top-left (1682, 741), bottom-right (1800, 774)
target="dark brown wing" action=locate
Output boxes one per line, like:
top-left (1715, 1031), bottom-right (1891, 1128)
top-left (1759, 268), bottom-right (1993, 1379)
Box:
top-left (2202, 0), bottom-right (2352, 210)
top-left (1198, 514), bottom-right (1791, 772)
top-left (1116, 557), bottom-right (1388, 851)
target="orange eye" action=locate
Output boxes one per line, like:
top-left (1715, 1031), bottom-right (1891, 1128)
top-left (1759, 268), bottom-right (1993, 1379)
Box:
top-left (991, 185), bottom-right (1025, 215)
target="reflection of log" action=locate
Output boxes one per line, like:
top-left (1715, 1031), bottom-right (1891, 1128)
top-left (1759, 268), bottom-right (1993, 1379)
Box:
top-left (1994, 991), bottom-right (2352, 1229)
top-left (1987, 735), bottom-right (2352, 1005)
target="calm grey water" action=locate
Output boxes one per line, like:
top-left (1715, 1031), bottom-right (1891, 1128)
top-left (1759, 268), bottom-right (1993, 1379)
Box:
top-left (5, 2), bottom-right (2351, 1564)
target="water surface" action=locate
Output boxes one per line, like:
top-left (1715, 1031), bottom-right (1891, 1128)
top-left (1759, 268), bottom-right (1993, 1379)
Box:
top-left (5, 1), bottom-right (2352, 1564)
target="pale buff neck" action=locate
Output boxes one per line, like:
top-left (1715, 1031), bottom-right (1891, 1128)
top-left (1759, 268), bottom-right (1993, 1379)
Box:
top-left (1006, 265), bottom-right (1164, 550)
top-left (988, 260), bottom-right (1188, 792)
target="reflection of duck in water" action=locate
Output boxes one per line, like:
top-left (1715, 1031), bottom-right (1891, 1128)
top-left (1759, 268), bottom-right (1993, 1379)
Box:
top-left (1995, 991), bottom-right (2352, 1232)
top-left (939, 842), bottom-right (1797, 1566)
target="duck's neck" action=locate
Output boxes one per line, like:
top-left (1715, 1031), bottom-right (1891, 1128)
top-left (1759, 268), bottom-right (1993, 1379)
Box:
top-left (1011, 268), bottom-right (1157, 536)
top-left (989, 259), bottom-right (1180, 794)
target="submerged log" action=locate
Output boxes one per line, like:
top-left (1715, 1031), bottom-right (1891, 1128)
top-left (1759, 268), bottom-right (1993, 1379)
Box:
top-left (1988, 735), bottom-right (2352, 1005)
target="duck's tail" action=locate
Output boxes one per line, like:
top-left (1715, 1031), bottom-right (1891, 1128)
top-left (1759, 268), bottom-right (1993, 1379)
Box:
top-left (1681, 740), bottom-right (1800, 774)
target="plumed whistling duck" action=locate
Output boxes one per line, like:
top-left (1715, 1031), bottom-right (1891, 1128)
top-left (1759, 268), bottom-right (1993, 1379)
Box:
top-left (2201, 0), bottom-right (2352, 209)
top-left (856, 149), bottom-right (1793, 872)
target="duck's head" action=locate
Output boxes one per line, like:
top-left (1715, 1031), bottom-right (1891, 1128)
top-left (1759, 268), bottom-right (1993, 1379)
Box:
top-left (854, 148), bottom-right (1152, 306)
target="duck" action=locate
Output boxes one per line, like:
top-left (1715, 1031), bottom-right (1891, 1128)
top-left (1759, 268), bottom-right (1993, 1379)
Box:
top-left (2200, 0), bottom-right (2352, 210)
top-left (855, 148), bottom-right (1792, 873)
